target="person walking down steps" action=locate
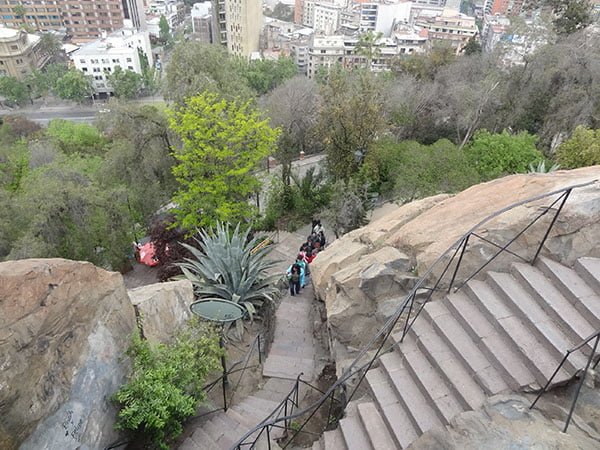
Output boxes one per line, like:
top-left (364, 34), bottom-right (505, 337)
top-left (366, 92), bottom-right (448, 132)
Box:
top-left (287, 263), bottom-right (302, 296)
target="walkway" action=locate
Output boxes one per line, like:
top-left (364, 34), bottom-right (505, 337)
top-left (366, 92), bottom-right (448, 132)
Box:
top-left (179, 229), bottom-right (318, 449)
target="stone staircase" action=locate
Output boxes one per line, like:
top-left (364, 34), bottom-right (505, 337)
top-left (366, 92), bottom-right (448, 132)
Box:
top-left (314, 256), bottom-right (600, 450)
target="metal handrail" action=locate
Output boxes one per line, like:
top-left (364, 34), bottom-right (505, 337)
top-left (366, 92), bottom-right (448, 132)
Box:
top-left (231, 179), bottom-right (597, 449)
top-left (530, 329), bottom-right (600, 432)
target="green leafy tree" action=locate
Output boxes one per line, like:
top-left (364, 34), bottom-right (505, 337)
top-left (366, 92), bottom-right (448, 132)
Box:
top-left (322, 179), bottom-right (375, 238)
top-left (463, 129), bottom-right (543, 180)
top-left (0, 76), bottom-right (29, 105)
top-left (463, 38), bottom-right (482, 55)
top-left (239, 57), bottom-right (297, 95)
top-left (550, 0), bottom-right (592, 35)
top-left (54, 68), bottom-right (93, 102)
top-left (555, 125), bottom-right (600, 168)
top-left (169, 92), bottom-right (279, 230)
top-left (158, 14), bottom-right (171, 45)
top-left (395, 42), bottom-right (456, 80)
top-left (319, 67), bottom-right (386, 181)
top-left (361, 139), bottom-right (480, 201)
top-left (106, 66), bottom-right (143, 99)
top-left (354, 30), bottom-right (383, 67)
top-left (164, 42), bottom-right (253, 104)
top-left (178, 222), bottom-right (282, 338)
top-left (46, 119), bottom-right (107, 155)
top-left (114, 322), bottom-right (222, 449)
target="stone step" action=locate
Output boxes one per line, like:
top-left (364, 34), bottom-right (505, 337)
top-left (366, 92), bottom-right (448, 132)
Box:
top-left (203, 418), bottom-right (226, 444)
top-left (391, 337), bottom-right (462, 424)
top-left (225, 406), bottom-right (256, 431)
top-left (465, 279), bottom-right (570, 387)
top-left (538, 256), bottom-right (600, 328)
top-left (379, 352), bottom-right (444, 434)
top-left (269, 341), bottom-right (315, 359)
top-left (339, 412), bottom-right (373, 450)
top-left (423, 301), bottom-right (509, 396)
top-left (239, 395), bottom-right (280, 417)
top-left (408, 317), bottom-right (487, 411)
top-left (189, 427), bottom-right (220, 450)
top-left (511, 262), bottom-right (597, 353)
top-left (575, 257), bottom-right (600, 293)
top-left (263, 354), bottom-right (315, 380)
top-left (446, 290), bottom-right (537, 390)
top-left (312, 437), bottom-right (324, 450)
top-left (357, 401), bottom-right (401, 450)
top-left (365, 367), bottom-right (418, 449)
top-left (488, 271), bottom-right (587, 373)
top-left (253, 378), bottom-right (298, 403)
top-left (322, 428), bottom-right (346, 450)
top-left (179, 437), bottom-right (202, 450)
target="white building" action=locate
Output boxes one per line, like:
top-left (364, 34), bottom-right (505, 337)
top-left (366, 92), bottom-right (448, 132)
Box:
top-left (313, 2), bottom-right (343, 34)
top-left (70, 25), bottom-right (153, 95)
top-left (359, 1), bottom-right (412, 37)
top-left (191, 2), bottom-right (213, 42)
top-left (307, 34), bottom-right (344, 78)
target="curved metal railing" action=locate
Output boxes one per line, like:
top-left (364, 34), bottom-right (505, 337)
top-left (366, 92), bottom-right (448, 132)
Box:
top-left (232, 179), bottom-right (597, 450)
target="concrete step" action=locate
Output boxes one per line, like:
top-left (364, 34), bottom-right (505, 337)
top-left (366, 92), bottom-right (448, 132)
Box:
top-left (446, 290), bottom-right (537, 390)
top-left (392, 336), bottom-right (463, 424)
top-left (239, 395), bottom-right (280, 417)
top-left (269, 341), bottom-right (315, 359)
top-left (423, 300), bottom-right (509, 396)
top-left (179, 437), bottom-right (202, 450)
top-left (203, 419), bottom-right (226, 445)
top-left (488, 271), bottom-right (587, 373)
top-left (408, 317), bottom-right (487, 411)
top-left (538, 256), bottom-right (600, 328)
top-left (322, 428), bottom-right (346, 450)
top-left (188, 426), bottom-right (220, 450)
top-left (512, 262), bottom-right (597, 353)
top-left (339, 412), bottom-right (373, 450)
top-left (365, 367), bottom-right (418, 449)
top-left (379, 352), bottom-right (444, 434)
top-left (465, 278), bottom-right (570, 387)
top-left (312, 437), bottom-right (324, 450)
top-left (357, 402), bottom-right (397, 450)
top-left (575, 257), bottom-right (600, 293)
top-left (262, 354), bottom-right (315, 380)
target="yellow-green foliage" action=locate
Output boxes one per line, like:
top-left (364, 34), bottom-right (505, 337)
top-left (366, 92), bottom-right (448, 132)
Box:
top-left (169, 92), bottom-right (280, 231)
top-left (555, 125), bottom-right (600, 169)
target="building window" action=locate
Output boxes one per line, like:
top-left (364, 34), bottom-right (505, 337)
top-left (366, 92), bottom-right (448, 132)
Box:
top-left (15, 58), bottom-right (23, 65)
top-left (93, 67), bottom-right (101, 72)
top-left (82, 67), bottom-right (88, 72)
top-left (80, 59), bottom-right (86, 63)
top-left (127, 65), bottom-right (133, 70)
top-left (0, 61), bottom-right (4, 65)
top-left (10, 45), bottom-right (18, 50)
top-left (126, 57), bottom-right (132, 62)
top-left (112, 58), bottom-right (119, 63)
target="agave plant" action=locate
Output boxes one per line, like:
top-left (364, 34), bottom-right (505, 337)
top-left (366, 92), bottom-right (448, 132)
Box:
top-left (177, 222), bottom-right (282, 338)
top-left (528, 160), bottom-right (561, 173)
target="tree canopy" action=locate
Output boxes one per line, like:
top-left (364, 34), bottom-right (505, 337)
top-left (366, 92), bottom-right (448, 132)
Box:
top-left (169, 92), bottom-right (279, 230)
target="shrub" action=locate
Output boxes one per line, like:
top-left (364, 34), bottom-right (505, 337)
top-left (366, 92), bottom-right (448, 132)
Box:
top-left (555, 125), bottom-right (600, 169)
top-left (113, 321), bottom-right (222, 449)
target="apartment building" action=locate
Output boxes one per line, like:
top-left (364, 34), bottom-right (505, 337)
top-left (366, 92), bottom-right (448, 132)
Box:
top-left (212, 0), bottom-right (262, 57)
top-left (70, 25), bottom-right (152, 94)
top-left (359, 1), bottom-right (411, 36)
top-left (191, 2), bottom-right (212, 43)
top-left (0, 27), bottom-right (45, 80)
top-left (0, 0), bottom-right (147, 42)
top-left (416, 8), bottom-right (478, 52)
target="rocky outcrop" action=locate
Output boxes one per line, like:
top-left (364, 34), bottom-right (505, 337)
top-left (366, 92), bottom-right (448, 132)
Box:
top-left (0, 259), bottom-right (136, 450)
top-left (312, 167), bottom-right (600, 354)
top-left (128, 279), bottom-right (194, 343)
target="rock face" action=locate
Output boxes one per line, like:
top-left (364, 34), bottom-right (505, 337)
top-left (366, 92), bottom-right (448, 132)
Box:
top-left (128, 279), bottom-right (194, 343)
top-left (0, 259), bottom-right (136, 450)
top-left (311, 167), bottom-right (600, 356)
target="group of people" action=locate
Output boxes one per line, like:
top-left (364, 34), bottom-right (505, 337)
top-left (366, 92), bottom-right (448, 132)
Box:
top-left (286, 220), bottom-right (327, 296)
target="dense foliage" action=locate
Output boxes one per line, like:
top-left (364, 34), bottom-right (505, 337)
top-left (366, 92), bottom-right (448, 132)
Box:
top-left (114, 322), bottom-right (222, 449)
top-left (169, 92), bottom-right (279, 230)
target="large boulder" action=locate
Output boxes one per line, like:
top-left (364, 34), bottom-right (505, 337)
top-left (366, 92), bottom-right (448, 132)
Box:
top-left (128, 279), bottom-right (194, 343)
top-left (0, 259), bottom-right (136, 450)
top-left (312, 167), bottom-right (600, 355)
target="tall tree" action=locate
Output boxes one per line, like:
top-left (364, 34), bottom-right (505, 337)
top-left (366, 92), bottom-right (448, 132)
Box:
top-left (164, 42), bottom-right (253, 104)
top-left (54, 68), bottom-right (93, 102)
top-left (354, 30), bottom-right (383, 68)
top-left (549, 0), bottom-right (593, 35)
top-left (158, 14), bottom-right (171, 45)
top-left (319, 67), bottom-right (386, 181)
top-left (262, 76), bottom-right (321, 185)
top-left (0, 76), bottom-right (29, 105)
top-left (106, 66), bottom-right (143, 99)
top-left (168, 92), bottom-right (280, 230)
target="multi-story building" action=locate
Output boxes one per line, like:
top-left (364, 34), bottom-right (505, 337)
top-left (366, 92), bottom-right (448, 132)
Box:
top-left (212, 0), bottom-right (262, 57)
top-left (191, 2), bottom-right (213, 43)
top-left (70, 24), bottom-right (152, 94)
top-left (483, 0), bottom-right (525, 16)
top-left (416, 8), bottom-right (478, 52)
top-left (306, 34), bottom-right (344, 78)
top-left (0, 27), bottom-right (45, 80)
top-left (0, 0), bottom-right (147, 43)
top-left (313, 2), bottom-right (342, 34)
top-left (262, 17), bottom-right (313, 72)
top-left (359, 1), bottom-right (411, 36)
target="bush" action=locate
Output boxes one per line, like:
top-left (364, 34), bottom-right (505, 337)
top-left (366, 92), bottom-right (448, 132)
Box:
top-left (555, 125), bottom-right (600, 169)
top-left (113, 321), bottom-right (222, 449)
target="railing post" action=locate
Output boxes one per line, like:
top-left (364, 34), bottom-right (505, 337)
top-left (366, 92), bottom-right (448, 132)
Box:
top-left (400, 292), bottom-right (416, 342)
top-left (447, 234), bottom-right (470, 293)
top-left (258, 334), bottom-right (262, 365)
top-left (563, 334), bottom-right (600, 433)
top-left (531, 190), bottom-right (570, 265)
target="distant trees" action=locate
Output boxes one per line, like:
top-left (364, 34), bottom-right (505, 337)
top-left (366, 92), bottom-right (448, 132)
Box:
top-left (319, 68), bottom-right (387, 181)
top-left (169, 92), bottom-right (279, 230)
top-left (53, 68), bottom-right (93, 102)
top-left (555, 126), bottom-right (600, 168)
top-left (158, 14), bottom-right (172, 46)
top-left (0, 76), bottom-right (29, 105)
top-left (106, 66), bottom-right (143, 99)
top-left (549, 0), bottom-right (593, 35)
